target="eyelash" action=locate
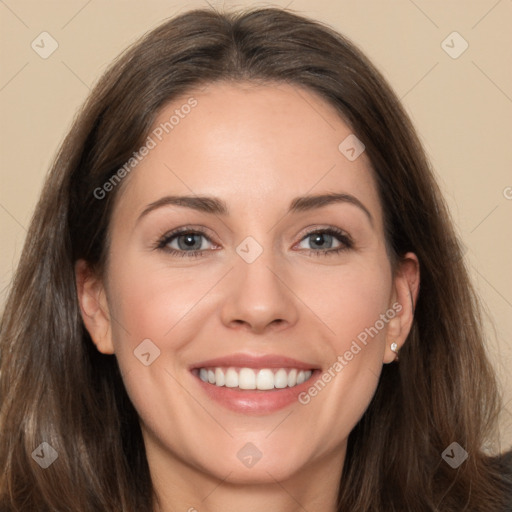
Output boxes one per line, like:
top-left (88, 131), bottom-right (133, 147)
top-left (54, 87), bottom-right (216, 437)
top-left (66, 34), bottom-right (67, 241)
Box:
top-left (155, 226), bottom-right (354, 258)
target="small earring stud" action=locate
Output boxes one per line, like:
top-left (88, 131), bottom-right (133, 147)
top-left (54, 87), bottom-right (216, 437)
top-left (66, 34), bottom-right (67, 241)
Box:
top-left (390, 342), bottom-right (399, 362)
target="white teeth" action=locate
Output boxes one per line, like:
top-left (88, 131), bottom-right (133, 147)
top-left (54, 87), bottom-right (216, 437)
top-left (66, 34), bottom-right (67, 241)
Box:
top-left (256, 369), bottom-right (274, 390)
top-left (239, 368), bottom-right (256, 389)
top-left (287, 369), bottom-right (297, 387)
top-left (225, 368), bottom-right (238, 388)
top-left (197, 367), bottom-right (314, 390)
top-left (215, 367), bottom-right (225, 386)
top-left (274, 369), bottom-right (288, 389)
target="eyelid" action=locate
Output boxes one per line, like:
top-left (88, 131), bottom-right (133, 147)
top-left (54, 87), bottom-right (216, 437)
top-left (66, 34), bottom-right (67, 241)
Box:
top-left (293, 225), bottom-right (353, 245)
top-left (155, 226), bottom-right (218, 250)
top-left (155, 224), bottom-right (354, 257)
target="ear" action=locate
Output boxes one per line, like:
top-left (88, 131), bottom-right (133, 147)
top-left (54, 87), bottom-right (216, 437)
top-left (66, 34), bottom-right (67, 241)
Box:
top-left (75, 259), bottom-right (115, 355)
top-left (383, 252), bottom-right (420, 363)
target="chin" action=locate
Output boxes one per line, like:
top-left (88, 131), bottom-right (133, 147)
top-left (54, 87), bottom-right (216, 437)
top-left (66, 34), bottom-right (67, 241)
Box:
top-left (193, 448), bottom-right (310, 485)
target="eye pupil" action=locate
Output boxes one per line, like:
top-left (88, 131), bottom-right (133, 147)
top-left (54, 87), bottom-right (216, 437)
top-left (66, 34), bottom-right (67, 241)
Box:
top-left (178, 234), bottom-right (202, 250)
top-left (310, 233), bottom-right (332, 249)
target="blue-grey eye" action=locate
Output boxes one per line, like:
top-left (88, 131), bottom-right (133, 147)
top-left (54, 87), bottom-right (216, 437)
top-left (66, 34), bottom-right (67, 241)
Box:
top-left (168, 233), bottom-right (209, 251)
top-left (297, 231), bottom-right (342, 251)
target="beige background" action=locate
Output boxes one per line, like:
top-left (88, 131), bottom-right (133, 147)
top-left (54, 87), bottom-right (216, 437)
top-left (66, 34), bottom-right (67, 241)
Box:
top-left (1, 0), bottom-right (511, 451)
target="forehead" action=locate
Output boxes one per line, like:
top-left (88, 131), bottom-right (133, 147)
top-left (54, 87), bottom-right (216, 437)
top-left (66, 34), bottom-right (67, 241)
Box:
top-left (113, 81), bottom-right (382, 227)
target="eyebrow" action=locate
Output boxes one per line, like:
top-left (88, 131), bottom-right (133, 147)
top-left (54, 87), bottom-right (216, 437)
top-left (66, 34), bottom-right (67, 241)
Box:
top-left (289, 193), bottom-right (373, 224)
top-left (137, 192), bottom-right (373, 225)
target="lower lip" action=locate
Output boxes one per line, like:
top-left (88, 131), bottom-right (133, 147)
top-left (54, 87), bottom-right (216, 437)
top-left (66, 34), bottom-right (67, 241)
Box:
top-left (192, 370), bottom-right (320, 414)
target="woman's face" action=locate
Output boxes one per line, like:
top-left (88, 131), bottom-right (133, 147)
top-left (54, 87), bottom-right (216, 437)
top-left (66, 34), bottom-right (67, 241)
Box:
top-left (78, 82), bottom-right (418, 490)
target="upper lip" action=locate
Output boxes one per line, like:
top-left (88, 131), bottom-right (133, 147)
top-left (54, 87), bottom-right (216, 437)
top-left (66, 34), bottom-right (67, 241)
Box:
top-left (191, 353), bottom-right (319, 370)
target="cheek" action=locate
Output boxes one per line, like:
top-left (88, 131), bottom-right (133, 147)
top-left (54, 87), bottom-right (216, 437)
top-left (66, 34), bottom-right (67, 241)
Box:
top-left (294, 260), bottom-right (393, 439)
top-left (102, 258), bottom-right (223, 458)
top-left (302, 258), bottom-right (393, 349)
top-left (106, 255), bottom-right (220, 350)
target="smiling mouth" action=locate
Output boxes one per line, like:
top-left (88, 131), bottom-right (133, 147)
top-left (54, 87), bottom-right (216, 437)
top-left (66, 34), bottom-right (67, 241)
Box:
top-left (195, 367), bottom-right (314, 390)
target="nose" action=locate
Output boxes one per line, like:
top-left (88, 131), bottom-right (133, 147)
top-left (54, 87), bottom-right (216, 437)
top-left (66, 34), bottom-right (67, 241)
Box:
top-left (219, 249), bottom-right (299, 335)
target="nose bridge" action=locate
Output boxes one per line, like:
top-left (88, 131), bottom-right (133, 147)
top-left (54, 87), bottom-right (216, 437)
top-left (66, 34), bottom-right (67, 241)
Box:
top-left (220, 234), bottom-right (299, 332)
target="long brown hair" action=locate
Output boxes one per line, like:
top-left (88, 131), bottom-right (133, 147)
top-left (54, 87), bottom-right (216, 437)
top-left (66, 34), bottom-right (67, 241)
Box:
top-left (0, 7), bottom-right (510, 511)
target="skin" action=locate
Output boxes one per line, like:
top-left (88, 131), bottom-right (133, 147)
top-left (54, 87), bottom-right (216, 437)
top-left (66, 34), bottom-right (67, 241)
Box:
top-left (76, 81), bottom-right (419, 512)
